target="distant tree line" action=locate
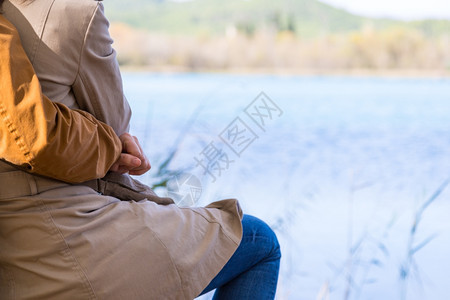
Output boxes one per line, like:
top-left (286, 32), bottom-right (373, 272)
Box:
top-left (110, 23), bottom-right (450, 72)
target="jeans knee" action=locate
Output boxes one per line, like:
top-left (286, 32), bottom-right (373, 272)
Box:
top-left (269, 227), bottom-right (281, 260)
top-left (242, 214), bottom-right (281, 260)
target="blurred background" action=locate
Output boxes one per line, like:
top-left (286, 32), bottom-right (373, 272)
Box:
top-left (106, 0), bottom-right (450, 75)
top-left (105, 1), bottom-right (450, 299)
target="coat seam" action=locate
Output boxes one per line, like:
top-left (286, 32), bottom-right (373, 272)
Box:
top-left (0, 103), bottom-right (35, 167)
top-left (0, 264), bottom-right (15, 299)
top-left (75, 72), bottom-right (105, 124)
top-left (29, 0), bottom-right (56, 63)
top-left (35, 198), bottom-right (98, 300)
top-left (75, 3), bottom-right (99, 81)
top-left (74, 3), bottom-right (107, 124)
top-left (189, 209), bottom-right (242, 246)
top-left (145, 226), bottom-right (187, 299)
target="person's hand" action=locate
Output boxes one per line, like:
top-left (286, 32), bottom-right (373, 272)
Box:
top-left (110, 133), bottom-right (151, 175)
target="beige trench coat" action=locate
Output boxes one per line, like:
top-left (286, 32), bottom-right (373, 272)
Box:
top-left (4, 0), bottom-right (173, 205)
top-left (3, 0), bottom-right (131, 136)
top-left (0, 3), bottom-right (243, 300)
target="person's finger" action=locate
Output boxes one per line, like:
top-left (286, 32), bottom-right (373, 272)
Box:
top-left (110, 153), bottom-right (141, 174)
top-left (131, 135), bottom-right (147, 162)
top-left (129, 158), bottom-right (150, 175)
top-left (120, 153), bottom-right (141, 169)
top-left (129, 166), bottom-right (149, 176)
top-left (114, 166), bottom-right (129, 174)
top-left (116, 134), bottom-right (151, 175)
top-left (128, 160), bottom-right (151, 175)
top-left (121, 133), bottom-right (142, 158)
top-left (128, 136), bottom-right (151, 174)
top-left (129, 159), bottom-right (151, 175)
top-left (132, 152), bottom-right (151, 172)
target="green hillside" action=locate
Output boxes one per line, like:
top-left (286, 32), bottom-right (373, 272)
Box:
top-left (104, 0), bottom-right (449, 37)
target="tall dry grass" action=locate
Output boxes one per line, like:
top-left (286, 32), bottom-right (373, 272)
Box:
top-left (110, 23), bottom-right (450, 73)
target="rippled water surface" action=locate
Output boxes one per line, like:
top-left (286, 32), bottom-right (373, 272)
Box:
top-left (123, 73), bottom-right (450, 300)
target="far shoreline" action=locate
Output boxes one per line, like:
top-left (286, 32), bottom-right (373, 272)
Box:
top-left (119, 66), bottom-right (450, 79)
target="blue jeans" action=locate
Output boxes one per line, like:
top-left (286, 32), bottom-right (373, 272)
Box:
top-left (199, 215), bottom-right (281, 299)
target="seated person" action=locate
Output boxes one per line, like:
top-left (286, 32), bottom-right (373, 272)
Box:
top-left (0, 5), bottom-right (281, 299)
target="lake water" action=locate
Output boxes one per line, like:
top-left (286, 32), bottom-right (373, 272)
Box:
top-left (122, 73), bottom-right (450, 300)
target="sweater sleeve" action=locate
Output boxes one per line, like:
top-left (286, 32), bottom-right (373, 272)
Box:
top-left (0, 15), bottom-right (122, 183)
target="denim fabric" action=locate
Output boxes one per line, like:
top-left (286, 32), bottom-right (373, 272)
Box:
top-left (200, 214), bottom-right (281, 300)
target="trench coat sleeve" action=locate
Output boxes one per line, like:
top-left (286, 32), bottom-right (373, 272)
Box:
top-left (72, 2), bottom-right (132, 136)
top-left (0, 15), bottom-right (122, 183)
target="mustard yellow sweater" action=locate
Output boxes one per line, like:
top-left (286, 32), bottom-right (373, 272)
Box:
top-left (0, 15), bottom-right (121, 183)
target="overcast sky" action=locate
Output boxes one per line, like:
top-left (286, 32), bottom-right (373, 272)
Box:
top-left (320, 0), bottom-right (450, 20)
